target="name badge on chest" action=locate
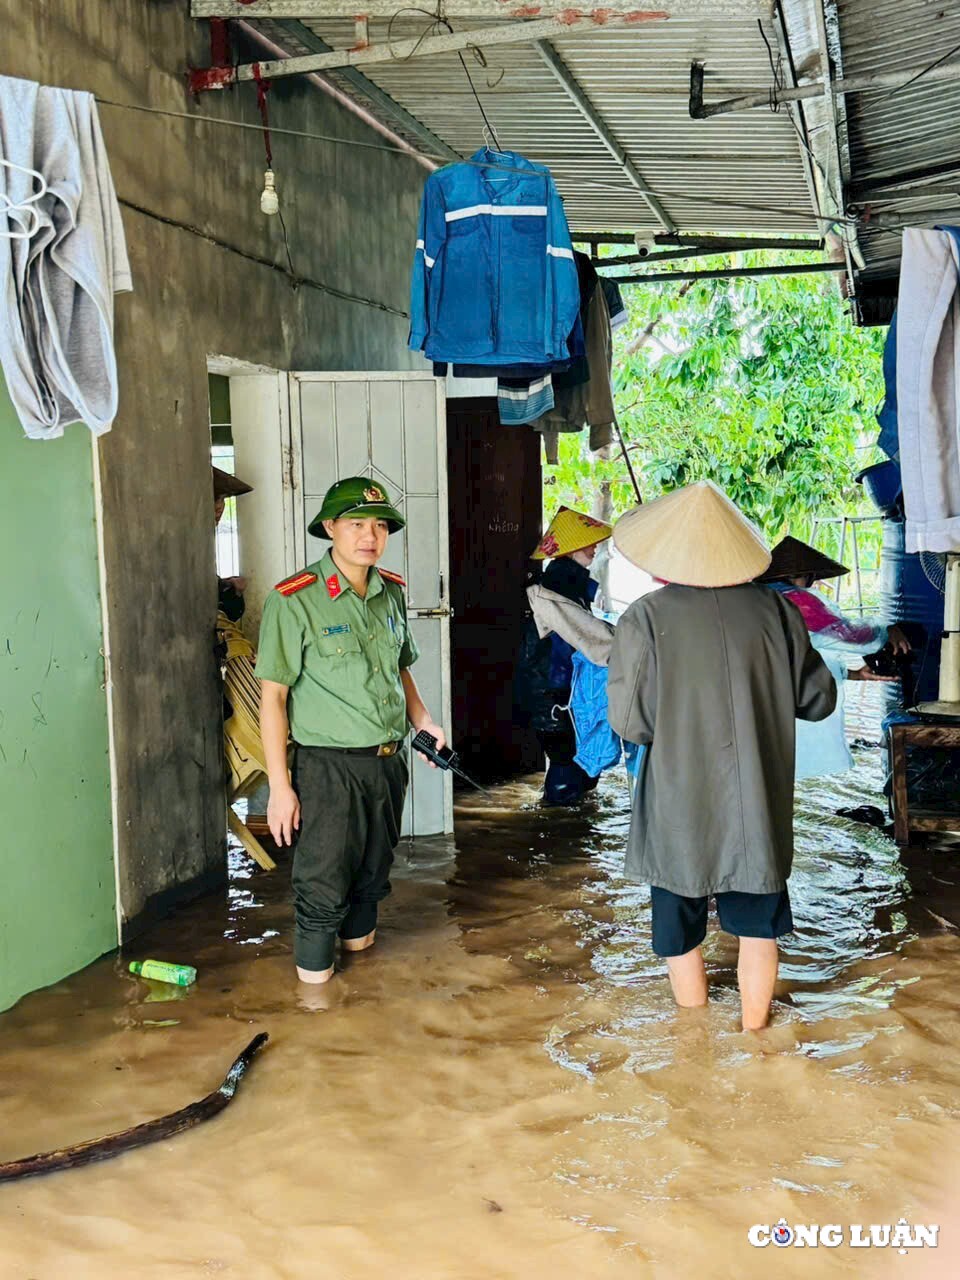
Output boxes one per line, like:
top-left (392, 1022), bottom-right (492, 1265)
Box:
top-left (322, 624), bottom-right (352, 637)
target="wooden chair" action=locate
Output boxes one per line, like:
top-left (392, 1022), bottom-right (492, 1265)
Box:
top-left (223, 652), bottom-right (277, 872)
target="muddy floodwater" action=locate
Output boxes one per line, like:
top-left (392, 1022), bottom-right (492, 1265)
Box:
top-left (2, 685), bottom-right (960, 1279)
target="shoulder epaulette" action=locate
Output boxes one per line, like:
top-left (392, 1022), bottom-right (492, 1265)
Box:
top-left (275, 570), bottom-right (318, 597)
top-left (379, 568), bottom-right (406, 588)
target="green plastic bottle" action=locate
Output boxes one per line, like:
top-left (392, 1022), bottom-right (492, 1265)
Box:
top-left (129, 959), bottom-right (197, 987)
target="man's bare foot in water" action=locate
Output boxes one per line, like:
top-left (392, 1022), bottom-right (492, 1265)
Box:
top-left (297, 964), bottom-right (335, 984)
top-left (341, 930), bottom-right (376, 953)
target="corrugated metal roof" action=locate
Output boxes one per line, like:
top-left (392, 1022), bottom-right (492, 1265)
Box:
top-left (841, 0), bottom-right (960, 284)
top-left (781, 0), bottom-right (960, 289)
top-left (247, 11), bottom-right (819, 237)
top-left (244, 0), bottom-right (960, 303)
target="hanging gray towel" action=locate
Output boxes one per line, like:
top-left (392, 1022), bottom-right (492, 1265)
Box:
top-left (896, 227), bottom-right (960, 554)
top-left (526, 583), bottom-right (615, 665)
top-left (0, 74), bottom-right (132, 439)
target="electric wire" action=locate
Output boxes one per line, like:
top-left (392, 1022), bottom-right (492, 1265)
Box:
top-left (117, 196), bottom-right (410, 318)
top-left (757, 19), bottom-right (855, 262)
top-left (385, 5), bottom-right (505, 144)
top-left (276, 202), bottom-right (297, 280)
top-left (758, 20), bottom-right (824, 186)
top-left (96, 97), bottom-right (857, 227)
top-left (869, 39), bottom-right (960, 103)
top-left (757, 19), bottom-right (785, 115)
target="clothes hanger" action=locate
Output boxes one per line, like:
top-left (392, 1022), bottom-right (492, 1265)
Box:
top-left (481, 124), bottom-right (508, 159)
top-left (0, 158), bottom-right (48, 240)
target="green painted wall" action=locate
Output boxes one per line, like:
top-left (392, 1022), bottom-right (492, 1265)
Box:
top-left (0, 378), bottom-right (117, 1012)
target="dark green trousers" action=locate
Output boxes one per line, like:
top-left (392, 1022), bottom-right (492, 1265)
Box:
top-left (291, 746), bottom-right (409, 971)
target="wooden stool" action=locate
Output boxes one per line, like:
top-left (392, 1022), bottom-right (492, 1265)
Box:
top-left (889, 720), bottom-right (960, 846)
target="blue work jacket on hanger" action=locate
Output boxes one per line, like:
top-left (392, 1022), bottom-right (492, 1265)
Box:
top-left (409, 148), bottom-right (580, 365)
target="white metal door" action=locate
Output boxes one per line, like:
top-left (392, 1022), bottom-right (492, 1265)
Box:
top-left (288, 372), bottom-right (452, 836)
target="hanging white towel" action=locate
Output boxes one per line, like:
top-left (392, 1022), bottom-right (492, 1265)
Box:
top-left (0, 74), bottom-right (131, 439)
top-left (896, 227), bottom-right (960, 554)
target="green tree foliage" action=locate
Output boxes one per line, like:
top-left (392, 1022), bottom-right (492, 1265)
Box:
top-left (548, 251), bottom-right (887, 546)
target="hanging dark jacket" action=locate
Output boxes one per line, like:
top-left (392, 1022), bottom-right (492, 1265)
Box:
top-left (514, 558), bottom-right (597, 731)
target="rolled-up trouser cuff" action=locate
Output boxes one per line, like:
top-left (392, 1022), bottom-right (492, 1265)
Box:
top-left (339, 901), bottom-right (379, 940)
top-left (291, 747), bottom-right (408, 971)
top-left (294, 929), bottom-right (337, 972)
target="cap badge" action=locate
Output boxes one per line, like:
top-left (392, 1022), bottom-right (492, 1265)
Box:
top-left (364, 485), bottom-right (385, 503)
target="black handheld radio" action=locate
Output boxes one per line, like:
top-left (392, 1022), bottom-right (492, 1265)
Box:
top-left (411, 731), bottom-right (488, 796)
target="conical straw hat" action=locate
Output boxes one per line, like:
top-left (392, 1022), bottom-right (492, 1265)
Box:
top-left (613, 481), bottom-right (771, 587)
top-left (756, 536), bottom-right (848, 583)
top-left (213, 466), bottom-right (253, 499)
top-left (531, 506), bottom-right (613, 560)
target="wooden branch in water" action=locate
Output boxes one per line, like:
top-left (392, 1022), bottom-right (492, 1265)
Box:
top-left (0, 1033), bottom-right (268, 1184)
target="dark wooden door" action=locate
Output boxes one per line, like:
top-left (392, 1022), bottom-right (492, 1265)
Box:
top-left (447, 398), bottom-right (542, 779)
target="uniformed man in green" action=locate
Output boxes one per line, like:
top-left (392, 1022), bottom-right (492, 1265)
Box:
top-left (255, 477), bottom-right (445, 984)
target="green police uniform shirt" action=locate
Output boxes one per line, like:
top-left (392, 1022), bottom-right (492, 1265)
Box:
top-left (254, 550), bottom-right (419, 748)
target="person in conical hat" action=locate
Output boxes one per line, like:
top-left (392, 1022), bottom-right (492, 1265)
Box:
top-left (612, 479), bottom-right (771, 587)
top-left (514, 507), bottom-right (613, 807)
top-left (530, 505), bottom-right (613, 563)
top-left (213, 466), bottom-right (255, 623)
top-left (607, 482), bottom-right (837, 1031)
top-left (758, 535), bottom-right (911, 781)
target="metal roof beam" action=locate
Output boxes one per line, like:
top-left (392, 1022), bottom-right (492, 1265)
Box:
top-left (856, 209), bottom-right (960, 232)
top-left (769, 2), bottom-right (824, 233)
top-left (812, 0), bottom-right (849, 190)
top-left (217, 13), bottom-right (666, 82)
top-left (534, 40), bottom-right (675, 233)
top-left (606, 260), bottom-right (844, 285)
top-left (690, 56), bottom-right (960, 118)
top-left (274, 20), bottom-right (461, 161)
top-left (596, 239), bottom-right (824, 265)
top-left (808, 0), bottom-right (863, 272)
top-left (578, 232), bottom-right (823, 248)
top-left (849, 160), bottom-right (960, 201)
top-left (192, 0), bottom-right (766, 17)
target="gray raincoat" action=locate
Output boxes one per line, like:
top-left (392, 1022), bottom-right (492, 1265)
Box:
top-left (607, 584), bottom-right (836, 896)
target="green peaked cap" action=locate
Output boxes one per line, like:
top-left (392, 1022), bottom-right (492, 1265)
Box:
top-left (308, 476), bottom-right (405, 539)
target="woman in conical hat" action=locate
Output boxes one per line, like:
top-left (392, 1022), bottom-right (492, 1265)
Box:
top-left (758, 536), bottom-right (911, 780)
top-left (607, 482), bottom-right (837, 1031)
top-left (515, 507), bottom-right (612, 807)
top-left (530, 505), bottom-right (613, 565)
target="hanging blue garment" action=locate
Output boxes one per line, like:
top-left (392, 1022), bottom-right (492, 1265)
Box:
top-left (409, 149), bottom-right (580, 365)
top-left (570, 652), bottom-right (620, 775)
top-left (877, 310), bottom-right (899, 460)
top-left (624, 741), bottom-right (645, 778)
top-left (569, 651), bottom-right (644, 777)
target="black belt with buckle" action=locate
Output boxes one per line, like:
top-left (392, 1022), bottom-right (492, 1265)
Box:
top-left (335, 741), bottom-right (402, 758)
